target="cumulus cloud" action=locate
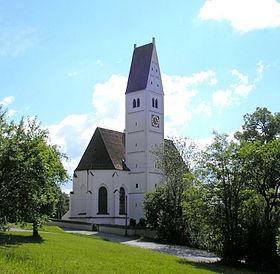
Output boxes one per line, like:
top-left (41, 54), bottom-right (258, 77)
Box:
top-left (199, 0), bottom-right (280, 32)
top-left (47, 64), bottom-right (264, 176)
top-left (212, 61), bottom-right (265, 111)
top-left (212, 89), bottom-right (234, 109)
top-left (0, 25), bottom-right (36, 57)
top-left (193, 101), bottom-right (212, 116)
top-left (0, 96), bottom-right (15, 106)
top-left (162, 70), bottom-right (217, 127)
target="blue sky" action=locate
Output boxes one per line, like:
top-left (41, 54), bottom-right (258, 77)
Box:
top-left (1, 0), bottom-right (280, 192)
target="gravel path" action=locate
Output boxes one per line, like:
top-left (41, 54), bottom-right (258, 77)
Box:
top-left (63, 228), bottom-right (220, 263)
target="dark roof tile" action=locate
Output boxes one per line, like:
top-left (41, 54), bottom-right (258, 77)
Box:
top-left (75, 127), bottom-right (129, 171)
top-left (125, 43), bottom-right (153, 93)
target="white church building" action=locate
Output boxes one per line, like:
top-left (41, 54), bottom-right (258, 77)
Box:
top-left (64, 38), bottom-right (164, 225)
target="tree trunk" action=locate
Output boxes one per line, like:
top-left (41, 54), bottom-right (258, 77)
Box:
top-left (33, 222), bottom-right (39, 238)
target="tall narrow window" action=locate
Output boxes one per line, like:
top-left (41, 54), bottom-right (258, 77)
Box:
top-left (155, 99), bottom-right (158, 108)
top-left (152, 98), bottom-right (155, 108)
top-left (133, 99), bottom-right (136, 108)
top-left (119, 187), bottom-right (125, 215)
top-left (137, 98), bottom-right (140, 107)
top-left (98, 186), bottom-right (108, 214)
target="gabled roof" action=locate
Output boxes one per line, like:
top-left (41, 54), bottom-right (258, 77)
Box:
top-left (75, 127), bottom-right (129, 172)
top-left (125, 43), bottom-right (153, 94)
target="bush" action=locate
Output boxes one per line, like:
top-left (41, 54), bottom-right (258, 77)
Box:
top-left (129, 218), bottom-right (136, 227)
top-left (136, 218), bottom-right (146, 228)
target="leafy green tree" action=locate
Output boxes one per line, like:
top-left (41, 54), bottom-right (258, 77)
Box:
top-left (144, 138), bottom-right (198, 244)
top-left (196, 133), bottom-right (245, 262)
top-left (0, 110), bottom-right (68, 237)
top-left (235, 107), bottom-right (280, 144)
top-left (237, 107), bottom-right (280, 267)
top-left (53, 191), bottom-right (69, 219)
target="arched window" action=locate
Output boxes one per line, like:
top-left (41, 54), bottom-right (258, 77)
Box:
top-left (152, 98), bottom-right (155, 108)
top-left (133, 99), bottom-right (136, 108)
top-left (137, 98), bottom-right (140, 107)
top-left (98, 186), bottom-right (108, 214)
top-left (155, 99), bottom-right (158, 108)
top-left (119, 187), bottom-right (125, 215)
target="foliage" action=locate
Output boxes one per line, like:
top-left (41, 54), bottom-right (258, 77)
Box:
top-left (0, 108), bottom-right (68, 237)
top-left (237, 108), bottom-right (280, 267)
top-left (144, 138), bottom-right (198, 244)
top-left (235, 107), bottom-right (280, 144)
top-left (52, 191), bottom-right (69, 219)
top-left (145, 107), bottom-right (280, 270)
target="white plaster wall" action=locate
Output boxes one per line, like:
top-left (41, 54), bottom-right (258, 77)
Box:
top-left (70, 170), bottom-right (131, 225)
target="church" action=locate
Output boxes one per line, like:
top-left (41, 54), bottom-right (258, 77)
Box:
top-left (64, 38), bottom-right (164, 225)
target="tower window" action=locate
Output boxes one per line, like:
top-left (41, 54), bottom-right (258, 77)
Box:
top-left (137, 98), bottom-right (140, 107)
top-left (133, 99), bottom-right (136, 108)
top-left (152, 98), bottom-right (155, 108)
top-left (136, 183), bottom-right (138, 188)
top-left (155, 99), bottom-right (158, 108)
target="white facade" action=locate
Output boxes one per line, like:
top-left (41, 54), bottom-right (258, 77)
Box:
top-left (64, 38), bottom-right (164, 225)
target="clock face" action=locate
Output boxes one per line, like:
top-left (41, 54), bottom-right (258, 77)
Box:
top-left (151, 115), bottom-right (160, 128)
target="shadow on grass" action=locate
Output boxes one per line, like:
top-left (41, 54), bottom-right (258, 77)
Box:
top-left (0, 233), bottom-right (44, 247)
top-left (178, 259), bottom-right (274, 274)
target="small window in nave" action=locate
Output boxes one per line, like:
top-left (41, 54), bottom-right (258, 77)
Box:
top-left (137, 98), bottom-right (140, 107)
top-left (119, 187), bottom-right (125, 215)
top-left (133, 99), bottom-right (136, 108)
top-left (98, 186), bottom-right (108, 214)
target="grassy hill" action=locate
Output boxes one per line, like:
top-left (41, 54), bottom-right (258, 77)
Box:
top-left (0, 227), bottom-right (263, 273)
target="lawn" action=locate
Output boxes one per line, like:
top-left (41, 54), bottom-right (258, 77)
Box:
top-left (0, 227), bottom-right (265, 274)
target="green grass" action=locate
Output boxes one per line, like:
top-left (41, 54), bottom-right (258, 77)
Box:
top-left (0, 229), bottom-right (265, 274)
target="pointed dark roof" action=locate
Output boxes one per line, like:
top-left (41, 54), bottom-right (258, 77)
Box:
top-left (125, 43), bottom-right (153, 94)
top-left (75, 127), bottom-right (129, 171)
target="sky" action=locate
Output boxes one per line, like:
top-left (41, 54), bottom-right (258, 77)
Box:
top-left (1, 0), bottom-right (280, 193)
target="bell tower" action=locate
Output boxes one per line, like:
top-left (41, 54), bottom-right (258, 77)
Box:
top-left (125, 38), bottom-right (164, 221)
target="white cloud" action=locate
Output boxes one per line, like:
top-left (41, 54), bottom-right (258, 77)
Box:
top-left (231, 69), bottom-right (248, 84)
top-left (212, 89), bottom-right (233, 108)
top-left (162, 70), bottom-right (216, 127)
top-left (0, 96), bottom-right (15, 106)
top-left (233, 84), bottom-right (254, 97)
top-left (0, 25), bottom-right (36, 56)
top-left (47, 64), bottom-right (264, 176)
top-left (199, 0), bottom-right (280, 32)
top-left (194, 101), bottom-right (212, 116)
top-left (7, 109), bottom-right (17, 118)
top-left (212, 61), bottom-right (265, 110)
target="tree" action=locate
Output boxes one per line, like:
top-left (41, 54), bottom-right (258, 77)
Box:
top-left (194, 133), bottom-right (245, 262)
top-left (144, 138), bottom-right (198, 244)
top-left (53, 191), bottom-right (69, 219)
top-left (0, 110), bottom-right (68, 237)
top-left (235, 107), bottom-right (280, 144)
top-left (237, 107), bottom-right (280, 267)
